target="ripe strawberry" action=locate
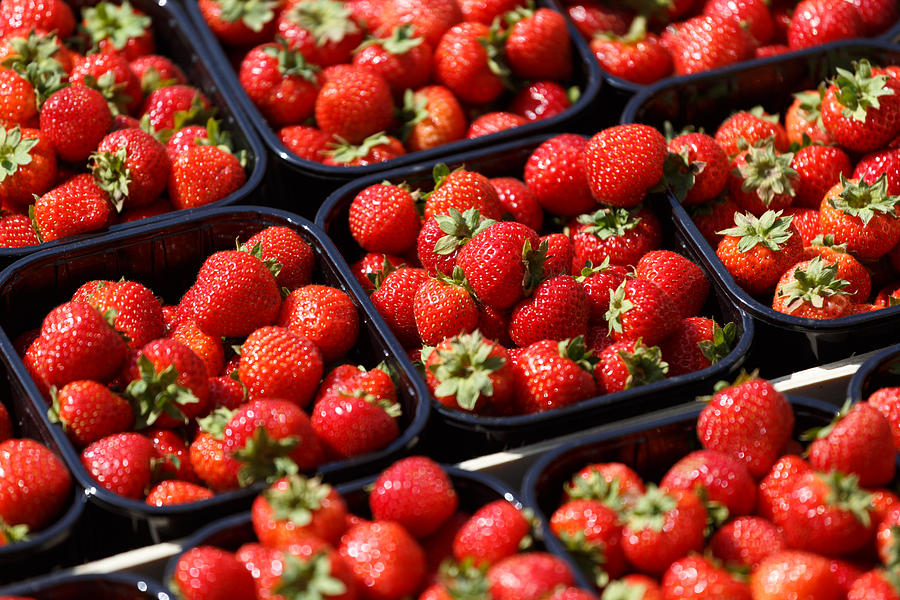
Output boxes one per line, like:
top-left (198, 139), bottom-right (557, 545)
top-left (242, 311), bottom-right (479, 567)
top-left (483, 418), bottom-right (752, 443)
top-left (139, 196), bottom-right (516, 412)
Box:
top-left (80, 280), bottom-right (165, 351)
top-left (716, 210), bottom-right (804, 295)
top-left (821, 60), bottom-right (900, 153)
top-left (597, 337), bottom-right (668, 394)
top-left (635, 250), bottom-right (708, 320)
top-left (145, 427), bottom-right (199, 484)
top-left (81, 1), bottom-right (153, 60)
top-left (172, 321), bottom-right (225, 378)
top-left (322, 132), bottom-right (406, 166)
top-left (0, 67), bottom-right (40, 128)
top-left (664, 14), bottom-right (755, 76)
top-left (177, 247), bottom-right (281, 338)
top-left (32, 173), bottom-right (112, 242)
top-left (820, 175), bottom-right (900, 260)
top-left (141, 84), bottom-right (211, 132)
top-left (564, 462), bottom-right (646, 510)
top-left (311, 383), bottom-right (400, 459)
top-left (370, 456), bottom-right (457, 538)
top-left (584, 124), bottom-right (667, 209)
top-left (0, 0), bottom-right (74, 38)
top-left (245, 226), bottom-right (314, 291)
top-left (510, 80), bottom-right (572, 122)
top-left (869, 387), bottom-right (900, 451)
top-left (847, 569), bottom-right (900, 600)
top-left (808, 400), bottom-right (895, 487)
top-left (667, 132), bottom-right (729, 206)
top-left (278, 284), bottom-right (358, 362)
top-left (785, 88), bottom-right (833, 145)
top-left (783, 205), bottom-right (821, 247)
top-left (340, 520), bottom-right (426, 598)
top-left (279, 124), bottom-right (332, 162)
top-left (173, 546), bottom-right (256, 600)
top-left (791, 145), bottom-right (851, 210)
top-left (704, 0), bottom-right (773, 44)
top-left (377, 0), bottom-right (461, 47)
top-left (601, 575), bottom-right (664, 600)
top-left (710, 516), bottom-right (786, 570)
top-left (0, 212), bottom-right (40, 248)
top-left (198, 0), bottom-right (279, 47)
top-left (413, 273), bottom-right (479, 346)
top-left (48, 380), bottom-right (132, 448)
top-left (660, 318), bottom-right (737, 377)
top-left (505, 6), bottom-right (571, 81)
top-left (486, 552), bottom-right (575, 600)
top-left (69, 51), bottom-right (142, 115)
top-left (662, 555), bottom-right (751, 600)
top-left (714, 110), bottom-right (789, 158)
top-left (509, 275), bottom-right (589, 347)
top-left (276, 0), bottom-right (363, 66)
top-left (0, 438), bottom-right (71, 530)
top-left (569, 206), bottom-right (662, 270)
top-left (541, 233), bottom-right (573, 277)
top-left (661, 448), bottom-right (756, 516)
top-left (223, 399), bottom-right (324, 485)
top-left (92, 127), bottom-right (169, 211)
top-left (787, 0), bottom-right (866, 49)
top-left (190, 414), bottom-right (240, 492)
top-left (729, 138), bottom-right (797, 216)
top-left (605, 279), bottom-right (678, 345)
top-left (576, 259), bottom-right (628, 323)
top-left (251, 474), bottom-right (347, 547)
top-left (353, 25), bottom-right (432, 97)
top-left (39, 85), bottom-right (112, 164)
top-left (565, 2), bottom-right (632, 38)
top-left (465, 111), bottom-right (528, 139)
top-left (370, 265), bottom-right (429, 347)
top-left (425, 166), bottom-right (502, 221)
top-left (80, 432), bottom-right (157, 499)
top-left (314, 67), bottom-right (393, 145)
top-left (130, 54), bottom-right (187, 93)
top-left (168, 144), bottom-right (246, 209)
top-left (854, 147), bottom-right (900, 197)
top-left (237, 542), bottom-right (358, 600)
top-left (590, 24), bottom-right (672, 86)
top-left (751, 551), bottom-right (839, 600)
top-left (239, 40), bottom-right (321, 127)
top-left (237, 326), bottom-right (323, 407)
top-left (490, 177), bottom-right (542, 232)
top-left (145, 480), bottom-right (213, 506)
top-left (453, 500), bottom-right (529, 567)
top-left (0, 126), bottom-right (56, 212)
top-left (402, 85), bottom-right (466, 152)
top-left (349, 183), bottom-right (420, 255)
top-left (459, 0), bottom-right (521, 23)
top-left (524, 134), bottom-right (595, 217)
top-left (433, 22), bottom-right (505, 106)
top-left (512, 337), bottom-right (597, 414)
top-left (550, 498), bottom-right (626, 583)
top-left (772, 256), bottom-right (852, 318)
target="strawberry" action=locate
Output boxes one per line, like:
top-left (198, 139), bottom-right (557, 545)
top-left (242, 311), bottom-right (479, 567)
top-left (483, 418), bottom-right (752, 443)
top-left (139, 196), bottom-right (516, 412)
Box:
top-left (237, 326), bottom-right (323, 407)
top-left (146, 428), bottom-right (199, 484)
top-left (0, 126), bottom-right (56, 212)
top-left (504, 6), bottom-right (572, 81)
top-left (821, 60), bottom-right (900, 153)
top-left (564, 462), bottom-right (646, 510)
top-left (620, 486), bottom-right (708, 577)
top-left (605, 279), bottom-right (678, 345)
top-left (509, 275), bottom-right (589, 347)
top-left (847, 570), bottom-right (900, 600)
top-left (245, 226), bottom-right (314, 291)
top-left (661, 448), bottom-right (756, 516)
top-left (278, 284), bottom-right (358, 362)
top-left (402, 85), bottom-right (466, 152)
top-left (751, 551), bottom-right (839, 600)
top-left (208, 376), bottom-right (245, 410)
top-left (0, 0), bottom-right (74, 38)
top-left (353, 25), bottom-right (432, 97)
top-left (576, 259), bottom-right (628, 323)
top-left (601, 575), bottom-right (664, 600)
top-left (664, 14), bottom-right (755, 76)
top-left (0, 68), bottom-right (39, 128)
top-left (783, 206), bottom-right (821, 247)
top-left (757, 453), bottom-right (813, 523)
top-left (490, 177), bottom-right (543, 232)
top-left (370, 265), bottom-right (429, 347)
top-left (453, 500), bottom-right (530, 567)
top-left (190, 412), bottom-right (240, 492)
top-left (569, 206), bottom-right (662, 270)
top-left (141, 84), bottom-right (211, 132)
top-left (237, 542), bottom-right (358, 600)
top-left (0, 212), bottom-right (40, 247)
top-left (279, 124), bottom-right (332, 162)
top-left (869, 387), bottom-right (900, 451)
top-left (69, 51), bottom-right (143, 115)
top-left (91, 128), bottom-right (169, 212)
top-left (370, 456), bottom-right (457, 538)
top-left (789, 145), bottom-right (851, 211)
top-left (541, 233), bottom-right (573, 277)
top-left (820, 175), bottom-right (900, 260)
top-left (854, 147), bottom-right (900, 197)
top-left (311, 382), bottom-right (400, 459)
top-left (728, 138), bottom-right (797, 216)
top-left (354, 255), bottom-right (407, 292)
top-left (198, 0), bottom-right (280, 47)
top-left (846, 0), bottom-right (899, 34)
top-left (661, 555), bottom-right (751, 600)
top-left (425, 330), bottom-right (515, 415)
top-left (512, 337), bottom-right (597, 414)
top-left (130, 54), bottom-right (187, 93)
top-left (80, 432), bottom-right (157, 499)
top-left (807, 400), bottom-right (896, 487)
top-left (465, 111), bottom-right (528, 139)
top-left (425, 166), bottom-right (502, 221)
top-left (433, 22), bottom-right (505, 106)
top-left (39, 85), bottom-right (112, 164)
top-left (597, 338), bottom-right (668, 394)
top-left (239, 40), bottom-right (321, 127)
top-left (0, 438), bottom-right (71, 530)
top-left (172, 321), bottom-right (225, 378)
top-left (785, 89), bottom-right (833, 145)
top-left (377, 0), bottom-right (461, 48)
top-left (584, 124), bottom-right (667, 209)
top-left (591, 24), bottom-right (672, 86)
top-left (772, 256), bottom-right (852, 318)
top-left (314, 67), bottom-right (394, 145)
top-left (660, 318), bottom-right (737, 377)
top-left (714, 110), bottom-right (789, 158)
top-left (703, 0), bottom-right (773, 44)
top-left (716, 210), bottom-right (804, 295)
top-left (524, 134), bottom-right (595, 217)
top-left (709, 515), bottom-right (786, 571)
top-left (276, 0), bottom-right (364, 67)
top-left (550, 498), bottom-right (626, 584)
top-left (667, 132), bottom-right (729, 206)
top-left (177, 247), bottom-right (281, 338)
top-left (81, 1), bottom-right (154, 60)
top-left (80, 280), bottom-right (166, 350)
top-left (251, 474), bottom-right (347, 547)
top-left (635, 250), bottom-right (708, 320)
top-left (697, 375), bottom-right (794, 478)
top-left (510, 80), bottom-right (572, 122)
top-left (340, 520), bottom-right (426, 598)
top-left (32, 173), bottom-right (112, 242)
top-left (565, 2), bottom-right (632, 38)
top-left (349, 183), bottom-right (420, 255)
top-left (787, 0), bottom-right (866, 49)
top-left (48, 380), bottom-right (132, 448)
top-left (459, 0), bottom-right (521, 23)
top-left (322, 132), bottom-right (406, 166)
top-left (413, 273), bottom-right (479, 346)
top-left (486, 552), bottom-right (575, 600)
top-left (168, 144), bottom-right (246, 209)
top-left (172, 546), bottom-right (256, 600)
top-left (145, 480), bottom-right (213, 506)
top-left (223, 399), bottom-right (324, 485)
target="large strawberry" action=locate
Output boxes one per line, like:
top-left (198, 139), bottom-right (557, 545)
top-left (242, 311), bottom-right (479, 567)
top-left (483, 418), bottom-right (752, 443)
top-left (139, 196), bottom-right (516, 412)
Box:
top-left (787, 0), bottom-right (865, 50)
top-left (251, 474), bottom-right (347, 547)
top-left (596, 338), bottom-right (668, 394)
top-left (0, 125), bottom-right (56, 212)
top-left (0, 438), bottom-right (71, 531)
top-left (168, 144), bottom-right (246, 209)
top-left (821, 59), bottom-right (900, 153)
top-left (664, 14), bottom-right (755, 76)
top-left (245, 226), bottom-right (314, 291)
top-left (310, 377), bottom-right (401, 459)
top-left (369, 265), bottom-right (430, 348)
top-left (349, 183), bottom-right (420, 255)
top-left (339, 520), bottom-right (426, 599)
top-left (239, 40), bottom-right (321, 127)
top-left (750, 551), bottom-right (839, 600)
top-left (79, 280), bottom-right (166, 350)
top-left (709, 515), bottom-right (786, 571)
top-left (237, 325), bottom-right (323, 408)
top-left (524, 134), bottom-right (595, 218)
top-left (314, 66), bottom-right (394, 145)
top-left (402, 85), bottom-right (467, 152)
top-left (504, 6), bottom-right (571, 82)
top-left (432, 22), bottom-right (505, 106)
top-left (772, 256), bottom-right (852, 319)
top-left (509, 275), bottom-right (589, 347)
top-left (80, 432), bottom-right (158, 499)
top-left (590, 19), bottom-right (672, 86)
top-left (454, 499), bottom-right (530, 567)
top-left (198, 0), bottom-right (280, 46)
top-left (568, 206), bottom-right (662, 270)
top-left (605, 279), bottom-right (678, 346)
top-left (791, 144), bottom-right (852, 209)
top-left (48, 380), bottom-right (133, 448)
top-left (424, 165), bottom-right (502, 221)
top-left (91, 128), bottom-right (169, 211)
top-left (32, 173), bottom-right (112, 242)
top-left (413, 272), bottom-right (479, 346)
top-left (80, 0), bottom-right (154, 60)
top-left (370, 456), bottom-right (457, 538)
top-left (512, 337), bottom-right (597, 414)
top-left (819, 175), bottom-right (900, 260)
top-left (39, 85), bottom-right (113, 163)
top-left (584, 124), bottom-right (667, 209)
top-left (487, 552), bottom-right (576, 600)
top-left (276, 0), bottom-right (363, 66)
top-left (353, 25), bottom-right (432, 97)
top-left (728, 138), bottom-right (797, 216)
top-left (172, 546), bottom-right (257, 600)
top-left (277, 284), bottom-right (358, 362)
top-left (716, 210), bottom-right (803, 295)
top-left (661, 555), bottom-right (751, 600)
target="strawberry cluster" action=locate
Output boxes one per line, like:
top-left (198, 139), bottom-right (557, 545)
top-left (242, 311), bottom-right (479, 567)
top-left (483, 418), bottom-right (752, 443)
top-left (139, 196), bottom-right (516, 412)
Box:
top-left (0, 0), bottom-right (248, 249)
top-left (172, 457), bottom-right (590, 600)
top-left (346, 126), bottom-right (736, 416)
top-left (14, 226), bottom-right (403, 506)
top-left (0, 404), bottom-right (72, 547)
top-left (671, 60), bottom-right (900, 318)
top-left (547, 374), bottom-right (900, 599)
top-left (569, 0), bottom-right (896, 85)
top-left (199, 0), bottom-right (578, 166)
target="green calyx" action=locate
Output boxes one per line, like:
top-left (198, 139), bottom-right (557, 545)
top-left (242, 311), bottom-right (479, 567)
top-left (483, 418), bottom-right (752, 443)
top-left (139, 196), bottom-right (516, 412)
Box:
top-left (325, 132), bottom-right (390, 164)
top-left (663, 145), bottom-right (704, 204)
top-left (478, 19), bottom-right (513, 90)
top-left (565, 470), bottom-right (625, 512)
top-left (82, 71), bottom-right (133, 116)
top-left (196, 117), bottom-right (238, 156)
top-left (366, 255), bottom-right (403, 290)
top-left (263, 40), bottom-right (320, 81)
top-left (810, 233), bottom-right (849, 253)
top-left (432, 208), bottom-right (495, 256)
top-left (832, 59), bottom-right (895, 123)
top-left (558, 529), bottom-right (612, 588)
top-left (776, 256), bottom-right (850, 314)
top-left (90, 146), bottom-right (131, 213)
top-left (604, 281), bottom-right (632, 337)
top-left (274, 551), bottom-right (348, 600)
top-left (233, 426), bottom-right (300, 487)
top-left (197, 407), bottom-right (237, 440)
top-left (593, 14), bottom-right (648, 44)
top-left (356, 24), bottom-right (423, 55)
top-left (172, 93), bottom-right (218, 132)
top-left (601, 579), bottom-right (649, 600)
top-left (263, 473), bottom-right (332, 526)
top-left (882, 569), bottom-right (900, 596)
top-left (698, 321), bottom-right (738, 365)
top-left (285, 0), bottom-right (359, 47)
top-left (0, 517), bottom-right (29, 545)
top-left (800, 398), bottom-right (851, 443)
top-left (557, 335), bottom-right (598, 374)
top-left (575, 257), bottom-right (612, 282)
top-left (734, 137), bottom-right (797, 206)
top-left (2, 54), bottom-right (65, 108)
top-left (828, 174), bottom-right (900, 226)
top-left (576, 206), bottom-right (642, 240)
top-left (0, 126), bottom-right (38, 183)
top-left (138, 66), bottom-right (176, 95)
top-left (521, 238), bottom-right (549, 297)
top-left (126, 354), bottom-right (200, 430)
top-left (27, 203), bottom-right (43, 244)
top-left (429, 330), bottom-right (506, 411)
top-left (793, 84), bottom-right (826, 128)
top-left (217, 0), bottom-right (279, 31)
top-left (885, 525), bottom-right (900, 569)
top-left (399, 89), bottom-right (428, 142)
top-left (238, 240), bottom-right (283, 279)
top-left (616, 339), bottom-right (668, 389)
top-left (437, 559), bottom-right (491, 600)
top-left (717, 209), bottom-right (794, 253)
top-left (821, 470), bottom-right (874, 528)
top-left (2, 29), bottom-right (65, 77)
top-left (82, 1), bottom-right (152, 51)
top-left (625, 484), bottom-right (677, 532)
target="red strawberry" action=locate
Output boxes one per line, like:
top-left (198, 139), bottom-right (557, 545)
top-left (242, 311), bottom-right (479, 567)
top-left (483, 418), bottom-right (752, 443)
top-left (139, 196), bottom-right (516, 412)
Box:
top-left (276, 0), bottom-right (364, 67)
top-left (510, 80), bottom-right (572, 122)
top-left (847, 570), bottom-right (900, 600)
top-left (854, 147), bottom-right (900, 197)
top-left (69, 51), bottom-right (142, 115)
top-left (819, 176), bottom-right (900, 261)
top-left (278, 284), bottom-right (358, 362)
top-left (750, 551), bottom-right (839, 600)
top-left (459, 0), bottom-right (521, 24)
top-left (786, 89), bottom-right (833, 145)
top-left (550, 498), bottom-right (626, 583)
top-left (821, 60), bottom-right (900, 153)
top-left (339, 520), bottom-right (426, 599)
top-left (541, 233), bottom-right (573, 277)
top-left (659, 318), bottom-right (737, 377)
top-left (453, 500), bottom-right (530, 567)
top-left (596, 338), bottom-right (668, 394)
top-left (465, 111), bottom-right (528, 139)
top-left (237, 542), bottom-right (358, 600)
top-left (146, 428), bottom-right (199, 484)
top-left (413, 273), bottom-right (479, 346)
top-left (238, 40), bottom-right (321, 127)
top-left (600, 575), bottom-right (663, 600)
top-left (48, 380), bottom-right (132, 447)
top-left (564, 462), bottom-right (646, 510)
top-left (869, 387), bottom-right (900, 451)
top-left (0, 212), bottom-right (40, 248)
top-left (714, 110), bottom-right (789, 158)
top-left (425, 166), bottom-right (502, 221)
top-left (349, 183), bottom-right (420, 255)
top-left (352, 252), bottom-right (407, 289)
top-left (353, 25), bottom-right (432, 97)
top-left (757, 454), bottom-right (813, 523)
top-left (728, 138), bottom-right (797, 216)
top-left (32, 173), bottom-right (112, 242)
top-left (709, 515), bottom-right (786, 571)
top-left (370, 265), bottom-right (429, 347)
top-left (661, 449), bottom-right (756, 516)
top-left (168, 144), bottom-right (246, 209)
top-left (315, 363), bottom-right (396, 406)
top-left (512, 337), bottom-right (597, 414)
top-left (584, 124), bottom-right (667, 209)
top-left (80, 432), bottom-right (157, 499)
top-left (130, 54), bottom-right (187, 93)
top-left (322, 132), bottom-right (406, 166)
top-left (311, 382), bottom-right (400, 459)
top-left (245, 226), bottom-right (314, 291)
top-left (565, 2), bottom-right (632, 38)
top-left (377, 0), bottom-right (462, 48)
top-left (433, 22), bottom-right (505, 105)
top-left (590, 23), bottom-right (672, 86)
top-left (237, 325), bottom-right (323, 407)
top-left (172, 321), bottom-right (225, 378)
top-left (664, 14), bottom-right (755, 76)
top-left (772, 256), bottom-right (853, 319)
top-left (172, 546), bottom-right (256, 600)
top-left (504, 7), bottom-right (572, 81)
top-left (791, 144), bottom-right (852, 210)
top-left (279, 124), bottom-right (332, 162)
top-left (251, 474), bottom-right (347, 548)
top-left (0, 0), bottom-right (75, 39)
top-left (81, 1), bottom-right (153, 60)
top-left (403, 85), bottom-right (466, 152)
top-left (0, 126), bottom-right (56, 212)
top-left (314, 67), bottom-right (393, 145)
top-left (605, 279), bottom-right (678, 346)
top-left (0, 438), bottom-right (70, 530)
top-left (667, 132), bottom-right (729, 206)
top-left (568, 206), bottom-right (662, 270)
top-left (635, 250), bottom-right (708, 320)
top-left (787, 0), bottom-right (866, 49)
top-left (198, 0), bottom-right (278, 47)
top-left (370, 456), bottom-right (457, 538)
top-left (524, 134), bottom-right (595, 218)
top-left (190, 419), bottom-right (240, 493)
top-left (490, 176), bottom-right (543, 232)
top-left (141, 84), bottom-right (211, 132)
top-left (576, 259), bottom-right (628, 323)
top-left (145, 480), bottom-right (213, 506)
top-left (81, 280), bottom-right (166, 350)
top-left (661, 555), bottom-right (751, 600)
top-left (703, 0), bottom-right (773, 44)
top-left (486, 552), bottom-right (575, 600)
top-left (783, 206), bottom-right (821, 246)
top-left (509, 275), bottom-right (589, 347)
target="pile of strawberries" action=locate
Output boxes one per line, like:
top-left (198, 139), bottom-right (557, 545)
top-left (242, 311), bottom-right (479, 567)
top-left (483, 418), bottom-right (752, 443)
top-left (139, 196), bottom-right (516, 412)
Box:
top-left (670, 59), bottom-right (900, 318)
top-left (344, 125), bottom-right (738, 417)
top-left (198, 0), bottom-right (580, 166)
top-left (0, 402), bottom-right (72, 546)
top-left (546, 374), bottom-right (900, 599)
top-left (172, 456), bottom-right (593, 600)
top-left (0, 0), bottom-right (248, 249)
top-left (13, 225), bottom-right (404, 507)
top-left (568, 0), bottom-right (897, 85)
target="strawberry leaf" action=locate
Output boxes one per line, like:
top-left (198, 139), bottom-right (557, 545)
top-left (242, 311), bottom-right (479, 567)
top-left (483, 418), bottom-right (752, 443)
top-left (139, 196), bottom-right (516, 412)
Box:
top-left (233, 427), bottom-right (300, 487)
top-left (90, 146), bottom-right (131, 213)
top-left (126, 355), bottom-right (199, 429)
top-left (717, 210), bottom-right (794, 253)
top-left (827, 174), bottom-right (900, 226)
top-left (275, 551), bottom-right (348, 598)
top-left (0, 125), bottom-right (38, 182)
top-left (355, 24), bottom-right (423, 55)
top-left (283, 0), bottom-right (359, 47)
top-left (576, 206), bottom-right (642, 240)
top-left (698, 321), bottom-right (737, 365)
top-left (263, 473), bottom-right (332, 526)
top-left (775, 256), bottom-right (850, 313)
top-left (197, 407), bottom-right (236, 440)
top-left (429, 330), bottom-right (506, 410)
top-left (616, 339), bottom-right (668, 388)
top-left (734, 137), bottom-right (797, 206)
top-left (82, 1), bottom-right (151, 51)
top-left (625, 484), bottom-right (677, 532)
top-left (832, 59), bottom-right (895, 123)
top-left (218, 0), bottom-right (279, 31)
